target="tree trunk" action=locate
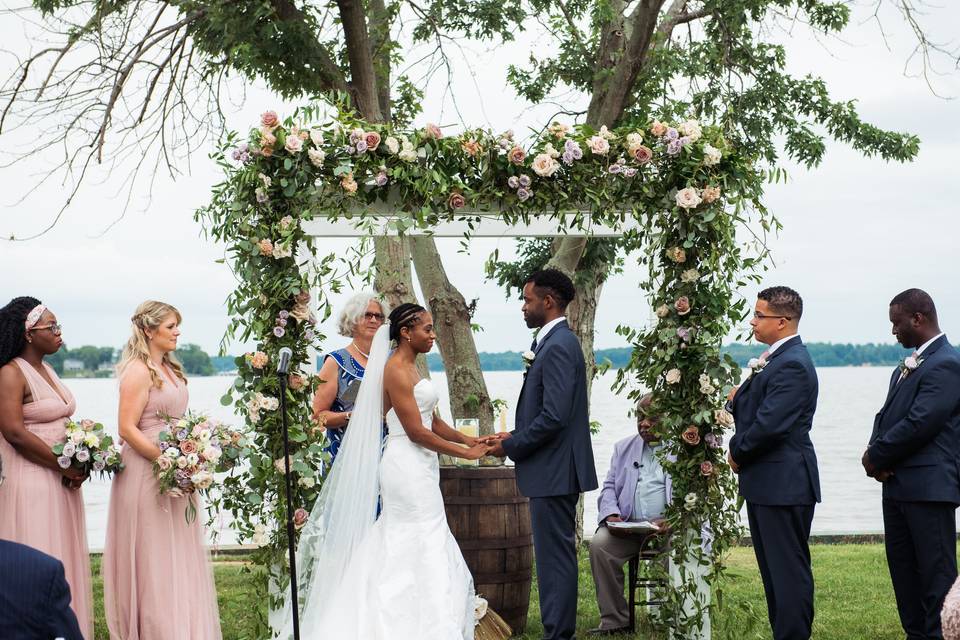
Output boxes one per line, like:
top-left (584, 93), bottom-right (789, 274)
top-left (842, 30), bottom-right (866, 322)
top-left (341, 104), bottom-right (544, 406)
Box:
top-left (373, 235), bottom-right (430, 379)
top-left (336, 0), bottom-right (383, 121)
top-left (410, 236), bottom-right (499, 463)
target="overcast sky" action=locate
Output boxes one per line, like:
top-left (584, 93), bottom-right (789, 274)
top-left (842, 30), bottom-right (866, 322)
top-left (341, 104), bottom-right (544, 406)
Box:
top-left (1, 3), bottom-right (958, 355)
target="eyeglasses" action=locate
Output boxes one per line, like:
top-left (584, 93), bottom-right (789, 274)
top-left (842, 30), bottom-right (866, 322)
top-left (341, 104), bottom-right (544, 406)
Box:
top-left (364, 312), bottom-right (385, 323)
top-left (29, 323), bottom-right (63, 335)
top-left (752, 312), bottom-right (790, 322)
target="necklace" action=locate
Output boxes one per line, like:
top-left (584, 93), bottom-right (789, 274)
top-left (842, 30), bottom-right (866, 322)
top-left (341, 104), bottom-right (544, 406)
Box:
top-left (350, 342), bottom-right (370, 359)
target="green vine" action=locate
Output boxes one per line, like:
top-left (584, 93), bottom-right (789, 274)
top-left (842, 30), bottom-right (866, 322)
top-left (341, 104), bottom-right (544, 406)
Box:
top-left (195, 102), bottom-right (773, 635)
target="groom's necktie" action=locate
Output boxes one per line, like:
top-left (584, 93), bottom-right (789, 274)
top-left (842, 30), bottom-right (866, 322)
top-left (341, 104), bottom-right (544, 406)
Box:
top-left (530, 339), bottom-right (538, 351)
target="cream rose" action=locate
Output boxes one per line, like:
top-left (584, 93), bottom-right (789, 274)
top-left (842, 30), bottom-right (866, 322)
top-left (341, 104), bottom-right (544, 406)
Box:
top-left (703, 144), bottom-right (722, 166)
top-left (681, 268), bottom-right (700, 283)
top-left (587, 135), bottom-right (610, 155)
top-left (678, 119), bottom-right (702, 141)
top-left (714, 409), bottom-right (734, 428)
top-left (665, 368), bottom-right (682, 384)
top-left (309, 129), bottom-right (323, 146)
top-left (284, 134), bottom-right (303, 154)
top-left (384, 136), bottom-right (400, 154)
top-left (675, 187), bottom-right (703, 209)
top-left (655, 304), bottom-right (671, 318)
top-left (531, 153), bottom-right (560, 177)
top-left (307, 147), bottom-right (325, 168)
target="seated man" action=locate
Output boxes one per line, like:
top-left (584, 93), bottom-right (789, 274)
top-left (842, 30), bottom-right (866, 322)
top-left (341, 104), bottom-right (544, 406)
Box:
top-left (588, 394), bottom-right (670, 636)
top-left (0, 453), bottom-right (84, 640)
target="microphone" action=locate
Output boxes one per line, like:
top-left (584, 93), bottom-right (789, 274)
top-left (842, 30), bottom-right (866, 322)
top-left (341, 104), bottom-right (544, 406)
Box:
top-left (277, 347), bottom-right (293, 374)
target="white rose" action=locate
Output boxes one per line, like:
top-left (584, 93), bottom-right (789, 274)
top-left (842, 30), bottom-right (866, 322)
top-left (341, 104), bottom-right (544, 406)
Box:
top-left (202, 446), bottom-right (222, 462)
top-left (531, 153), bottom-right (560, 177)
top-left (703, 144), bottom-right (722, 166)
top-left (715, 409), bottom-right (735, 427)
top-left (625, 132), bottom-right (643, 147)
top-left (307, 147), bottom-right (326, 168)
top-left (176, 456), bottom-right (190, 469)
top-left (284, 135), bottom-right (303, 153)
top-left (70, 431), bottom-right (85, 444)
top-left (684, 492), bottom-right (698, 510)
top-left (543, 143), bottom-right (561, 159)
top-left (299, 476), bottom-right (316, 489)
top-left (678, 119), bottom-right (702, 141)
top-left (598, 125), bottom-right (616, 140)
top-left (186, 453), bottom-right (199, 466)
top-left (272, 242), bottom-right (293, 259)
top-left (384, 136), bottom-right (400, 154)
top-left (681, 268), bottom-right (701, 283)
top-left (675, 187), bottom-right (703, 209)
top-left (655, 304), bottom-right (670, 318)
top-left (587, 136), bottom-right (610, 155)
top-left (309, 129), bottom-right (324, 147)
top-left (258, 173), bottom-right (272, 188)
top-left (904, 356), bottom-right (919, 370)
top-left (665, 368), bottom-right (682, 384)
top-left (399, 148), bottom-right (417, 162)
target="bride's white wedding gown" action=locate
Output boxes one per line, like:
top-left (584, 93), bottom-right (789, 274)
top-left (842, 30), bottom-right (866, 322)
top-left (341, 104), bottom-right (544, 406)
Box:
top-left (308, 378), bottom-right (476, 639)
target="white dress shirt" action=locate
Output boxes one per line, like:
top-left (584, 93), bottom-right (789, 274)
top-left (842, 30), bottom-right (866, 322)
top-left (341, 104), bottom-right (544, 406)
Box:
top-left (767, 333), bottom-right (800, 355)
top-left (535, 316), bottom-right (566, 348)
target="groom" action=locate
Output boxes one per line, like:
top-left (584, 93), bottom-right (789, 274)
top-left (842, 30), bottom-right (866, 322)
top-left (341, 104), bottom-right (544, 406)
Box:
top-left (489, 268), bottom-right (598, 640)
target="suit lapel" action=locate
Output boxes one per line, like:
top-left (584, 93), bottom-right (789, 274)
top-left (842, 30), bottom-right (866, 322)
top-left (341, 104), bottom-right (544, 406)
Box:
top-left (878, 336), bottom-right (948, 417)
top-left (516, 320), bottom-right (568, 424)
top-left (734, 337), bottom-right (800, 411)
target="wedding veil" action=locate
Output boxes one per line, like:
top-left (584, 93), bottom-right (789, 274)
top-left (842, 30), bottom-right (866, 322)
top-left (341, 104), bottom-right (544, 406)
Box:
top-left (278, 322), bottom-right (391, 637)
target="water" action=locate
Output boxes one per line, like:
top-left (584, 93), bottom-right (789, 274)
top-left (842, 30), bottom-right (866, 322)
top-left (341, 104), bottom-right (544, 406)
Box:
top-left (61, 367), bottom-right (897, 550)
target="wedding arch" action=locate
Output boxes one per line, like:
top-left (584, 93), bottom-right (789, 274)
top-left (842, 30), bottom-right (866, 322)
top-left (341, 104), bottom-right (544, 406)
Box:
top-left (196, 103), bottom-right (772, 638)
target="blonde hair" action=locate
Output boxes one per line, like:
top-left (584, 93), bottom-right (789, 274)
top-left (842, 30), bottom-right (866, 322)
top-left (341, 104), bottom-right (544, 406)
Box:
top-left (117, 300), bottom-right (187, 388)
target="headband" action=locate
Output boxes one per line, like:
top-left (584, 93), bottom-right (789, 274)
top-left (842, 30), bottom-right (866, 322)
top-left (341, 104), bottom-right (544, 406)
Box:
top-left (24, 304), bottom-right (46, 331)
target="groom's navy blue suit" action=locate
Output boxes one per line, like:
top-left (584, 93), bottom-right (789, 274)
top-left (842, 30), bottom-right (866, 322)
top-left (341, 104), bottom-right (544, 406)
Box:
top-left (503, 319), bottom-right (598, 640)
top-left (867, 334), bottom-right (960, 640)
top-left (729, 336), bottom-right (820, 640)
top-left (0, 539), bottom-right (84, 640)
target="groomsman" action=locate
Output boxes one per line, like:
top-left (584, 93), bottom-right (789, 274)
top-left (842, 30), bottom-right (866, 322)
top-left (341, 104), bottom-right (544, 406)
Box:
top-left (862, 288), bottom-right (960, 640)
top-left (728, 286), bottom-right (821, 640)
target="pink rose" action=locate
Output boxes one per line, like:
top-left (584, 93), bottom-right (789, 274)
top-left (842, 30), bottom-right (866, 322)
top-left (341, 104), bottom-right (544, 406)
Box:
top-left (284, 134), bottom-right (303, 154)
top-left (633, 145), bottom-right (653, 164)
top-left (650, 120), bottom-right (667, 137)
top-left (257, 239), bottom-right (274, 257)
top-left (424, 123), bottom-right (443, 139)
top-left (364, 131), bottom-right (381, 151)
top-left (180, 440), bottom-right (198, 455)
top-left (156, 456), bottom-right (172, 471)
top-left (675, 187), bottom-right (703, 209)
top-left (260, 145), bottom-right (274, 158)
top-left (675, 296), bottom-right (691, 316)
top-left (288, 374), bottom-right (306, 391)
top-left (508, 146), bottom-right (526, 165)
top-left (682, 425), bottom-right (701, 446)
top-left (260, 111), bottom-right (279, 129)
top-left (587, 135), bottom-right (610, 155)
top-left (294, 507), bottom-right (309, 530)
top-left (700, 461), bottom-right (714, 476)
top-left (295, 290), bottom-right (311, 304)
top-left (448, 191), bottom-right (466, 210)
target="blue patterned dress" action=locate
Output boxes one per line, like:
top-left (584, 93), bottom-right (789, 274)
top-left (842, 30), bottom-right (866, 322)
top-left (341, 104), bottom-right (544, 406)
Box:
top-left (323, 348), bottom-right (365, 466)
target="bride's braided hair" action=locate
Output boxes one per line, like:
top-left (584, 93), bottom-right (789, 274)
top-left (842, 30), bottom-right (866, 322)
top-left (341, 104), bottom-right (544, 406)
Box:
top-left (388, 303), bottom-right (426, 343)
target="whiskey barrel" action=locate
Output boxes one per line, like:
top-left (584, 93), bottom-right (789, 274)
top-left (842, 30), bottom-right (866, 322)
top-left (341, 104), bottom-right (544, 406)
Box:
top-left (440, 466), bottom-right (532, 635)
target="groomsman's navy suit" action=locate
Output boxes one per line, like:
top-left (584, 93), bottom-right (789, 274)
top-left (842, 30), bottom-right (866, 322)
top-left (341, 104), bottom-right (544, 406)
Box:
top-left (729, 336), bottom-right (821, 640)
top-left (0, 539), bottom-right (84, 640)
top-left (867, 334), bottom-right (960, 640)
top-left (503, 319), bottom-right (598, 640)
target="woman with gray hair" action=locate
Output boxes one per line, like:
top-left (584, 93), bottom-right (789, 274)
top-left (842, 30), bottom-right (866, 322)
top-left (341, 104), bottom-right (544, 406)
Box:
top-left (312, 291), bottom-right (389, 467)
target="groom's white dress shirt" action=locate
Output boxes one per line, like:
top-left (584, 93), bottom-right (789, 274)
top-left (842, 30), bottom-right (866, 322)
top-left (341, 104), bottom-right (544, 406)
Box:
top-left (766, 333), bottom-right (799, 355)
top-left (536, 316), bottom-right (566, 348)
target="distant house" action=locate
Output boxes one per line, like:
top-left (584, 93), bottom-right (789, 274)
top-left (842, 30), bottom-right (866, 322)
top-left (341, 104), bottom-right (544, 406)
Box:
top-left (63, 359), bottom-right (85, 372)
top-left (97, 362), bottom-right (116, 373)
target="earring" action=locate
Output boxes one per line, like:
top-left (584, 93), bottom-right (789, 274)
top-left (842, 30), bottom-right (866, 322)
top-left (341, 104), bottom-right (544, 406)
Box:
top-left (407, 337), bottom-right (411, 342)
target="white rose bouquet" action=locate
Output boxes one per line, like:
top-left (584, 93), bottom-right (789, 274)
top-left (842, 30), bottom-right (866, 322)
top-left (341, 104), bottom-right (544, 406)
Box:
top-left (154, 412), bottom-right (248, 522)
top-left (53, 418), bottom-right (123, 480)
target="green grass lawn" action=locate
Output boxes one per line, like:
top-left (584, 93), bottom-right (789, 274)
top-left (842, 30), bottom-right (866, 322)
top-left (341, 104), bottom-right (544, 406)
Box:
top-left (88, 544), bottom-right (918, 639)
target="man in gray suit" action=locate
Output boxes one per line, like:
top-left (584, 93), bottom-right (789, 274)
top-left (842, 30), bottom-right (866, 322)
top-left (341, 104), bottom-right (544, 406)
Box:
top-left (489, 268), bottom-right (598, 640)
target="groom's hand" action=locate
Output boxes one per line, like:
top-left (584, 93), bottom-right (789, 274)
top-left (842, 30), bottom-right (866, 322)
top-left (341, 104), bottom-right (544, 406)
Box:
top-left (727, 451), bottom-right (740, 474)
top-left (861, 449), bottom-right (876, 477)
top-left (487, 433), bottom-right (511, 457)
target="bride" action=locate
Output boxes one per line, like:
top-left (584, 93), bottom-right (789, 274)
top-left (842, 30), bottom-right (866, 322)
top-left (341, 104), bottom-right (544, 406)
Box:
top-left (282, 303), bottom-right (493, 639)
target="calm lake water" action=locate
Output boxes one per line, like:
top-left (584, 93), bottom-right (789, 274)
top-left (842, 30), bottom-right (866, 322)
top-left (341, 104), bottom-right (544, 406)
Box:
top-left (61, 367), bottom-right (899, 550)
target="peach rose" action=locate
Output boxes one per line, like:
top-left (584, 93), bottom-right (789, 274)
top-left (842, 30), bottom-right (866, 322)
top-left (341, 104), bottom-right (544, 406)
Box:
top-left (341, 173), bottom-right (358, 195)
top-left (655, 304), bottom-right (671, 318)
top-left (675, 296), bottom-right (691, 316)
top-left (714, 409), bottom-right (734, 428)
top-left (587, 135), bottom-right (610, 155)
top-left (650, 120), bottom-right (667, 137)
top-left (249, 351), bottom-right (269, 369)
top-left (295, 290), bottom-right (311, 304)
top-left (701, 185), bottom-right (722, 203)
top-left (666, 246), bottom-right (687, 263)
top-left (260, 145), bottom-right (274, 158)
top-left (261, 111), bottom-right (279, 129)
top-left (364, 131), bottom-right (381, 151)
top-left (682, 425), bottom-right (701, 446)
top-left (448, 191), bottom-right (466, 210)
top-left (531, 153), bottom-right (560, 177)
top-left (461, 139), bottom-right (482, 157)
top-left (257, 239), bottom-right (274, 257)
top-left (156, 455), bottom-right (172, 471)
top-left (508, 146), bottom-right (526, 165)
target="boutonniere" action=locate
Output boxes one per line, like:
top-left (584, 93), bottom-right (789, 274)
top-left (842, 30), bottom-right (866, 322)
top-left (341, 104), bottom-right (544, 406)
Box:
top-left (898, 353), bottom-right (923, 378)
top-left (746, 354), bottom-right (768, 377)
top-left (522, 350), bottom-right (536, 372)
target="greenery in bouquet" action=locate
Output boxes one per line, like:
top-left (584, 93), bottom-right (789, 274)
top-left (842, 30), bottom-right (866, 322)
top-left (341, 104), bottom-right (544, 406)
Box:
top-left (153, 411), bottom-right (249, 523)
top-left (53, 418), bottom-right (123, 479)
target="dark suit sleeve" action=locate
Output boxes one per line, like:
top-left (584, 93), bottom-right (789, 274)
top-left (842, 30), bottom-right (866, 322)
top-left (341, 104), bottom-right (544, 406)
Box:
top-left (502, 341), bottom-right (577, 462)
top-left (867, 358), bottom-right (960, 470)
top-left (729, 360), bottom-right (811, 465)
top-left (43, 559), bottom-right (84, 640)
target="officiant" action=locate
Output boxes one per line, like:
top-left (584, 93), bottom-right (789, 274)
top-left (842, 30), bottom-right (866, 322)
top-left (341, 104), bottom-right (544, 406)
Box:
top-left (588, 393), bottom-right (670, 636)
top-left (312, 292), bottom-right (389, 467)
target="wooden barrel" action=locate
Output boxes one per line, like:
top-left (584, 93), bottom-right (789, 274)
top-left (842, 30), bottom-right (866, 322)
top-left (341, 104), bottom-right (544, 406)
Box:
top-left (440, 466), bottom-right (532, 635)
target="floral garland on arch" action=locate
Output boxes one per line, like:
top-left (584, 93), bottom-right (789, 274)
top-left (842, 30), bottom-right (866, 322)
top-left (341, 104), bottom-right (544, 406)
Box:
top-left (196, 102), bottom-right (773, 636)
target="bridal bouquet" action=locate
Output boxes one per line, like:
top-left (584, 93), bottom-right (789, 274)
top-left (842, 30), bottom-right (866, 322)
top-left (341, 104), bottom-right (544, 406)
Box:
top-left (53, 418), bottom-right (124, 479)
top-left (153, 412), bottom-right (248, 522)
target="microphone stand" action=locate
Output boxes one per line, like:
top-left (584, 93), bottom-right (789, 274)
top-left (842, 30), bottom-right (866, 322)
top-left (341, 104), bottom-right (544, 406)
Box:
top-left (278, 372), bottom-right (301, 640)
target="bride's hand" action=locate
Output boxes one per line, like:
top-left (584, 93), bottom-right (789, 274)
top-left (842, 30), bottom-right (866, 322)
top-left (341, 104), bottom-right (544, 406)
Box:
top-left (460, 442), bottom-right (493, 460)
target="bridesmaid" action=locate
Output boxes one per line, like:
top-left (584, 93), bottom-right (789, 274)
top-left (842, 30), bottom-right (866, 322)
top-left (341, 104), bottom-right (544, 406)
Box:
top-left (0, 296), bottom-right (94, 638)
top-left (102, 301), bottom-right (222, 639)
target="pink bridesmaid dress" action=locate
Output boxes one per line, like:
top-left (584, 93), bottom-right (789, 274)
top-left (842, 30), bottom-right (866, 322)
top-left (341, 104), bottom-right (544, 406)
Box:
top-left (102, 367), bottom-right (222, 639)
top-left (0, 358), bottom-right (94, 639)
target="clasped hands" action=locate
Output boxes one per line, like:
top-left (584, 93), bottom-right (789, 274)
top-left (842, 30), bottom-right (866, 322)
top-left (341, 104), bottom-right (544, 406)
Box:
top-left (861, 449), bottom-right (894, 483)
top-left (461, 432), bottom-right (511, 459)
